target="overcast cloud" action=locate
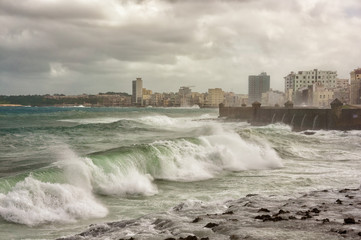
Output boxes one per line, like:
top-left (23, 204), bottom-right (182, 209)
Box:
top-left (0, 0), bottom-right (360, 95)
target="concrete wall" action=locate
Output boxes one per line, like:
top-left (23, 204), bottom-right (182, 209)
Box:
top-left (219, 102), bottom-right (361, 131)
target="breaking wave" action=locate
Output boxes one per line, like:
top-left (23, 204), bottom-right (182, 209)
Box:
top-left (0, 120), bottom-right (282, 226)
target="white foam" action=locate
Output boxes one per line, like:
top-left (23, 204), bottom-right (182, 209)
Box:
top-left (0, 176), bottom-right (108, 226)
top-left (87, 159), bottom-right (158, 196)
top-left (149, 125), bottom-right (283, 181)
top-left (59, 117), bottom-right (123, 124)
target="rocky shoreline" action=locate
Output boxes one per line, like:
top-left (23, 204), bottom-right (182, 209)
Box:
top-left (58, 187), bottom-right (361, 240)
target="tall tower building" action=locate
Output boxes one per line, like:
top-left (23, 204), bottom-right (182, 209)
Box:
top-left (350, 68), bottom-right (361, 104)
top-left (132, 77), bottom-right (143, 105)
top-left (248, 72), bottom-right (270, 103)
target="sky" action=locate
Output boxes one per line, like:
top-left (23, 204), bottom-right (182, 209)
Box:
top-left (0, 0), bottom-right (361, 95)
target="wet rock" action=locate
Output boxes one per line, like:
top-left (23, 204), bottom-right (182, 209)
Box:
top-left (192, 217), bottom-right (202, 223)
top-left (335, 199), bottom-right (342, 204)
top-left (322, 218), bottom-right (330, 223)
top-left (179, 236), bottom-right (198, 240)
top-left (164, 238), bottom-right (176, 240)
top-left (255, 214), bottom-right (284, 222)
top-left (230, 235), bottom-right (241, 240)
top-left (338, 230), bottom-right (347, 234)
top-left (257, 208), bottom-right (270, 213)
top-left (204, 223), bottom-right (219, 228)
top-left (289, 216), bottom-right (296, 220)
top-left (222, 210), bottom-right (234, 215)
top-left (358, 232), bottom-right (361, 236)
top-left (345, 195), bottom-right (354, 199)
top-left (311, 208), bottom-right (320, 213)
top-left (200, 238), bottom-right (209, 240)
top-left (275, 209), bottom-right (289, 215)
top-left (304, 131), bottom-right (315, 135)
top-left (246, 194), bottom-right (258, 197)
top-left (339, 189), bottom-right (350, 193)
top-left (255, 215), bottom-right (272, 221)
top-left (344, 218), bottom-right (356, 224)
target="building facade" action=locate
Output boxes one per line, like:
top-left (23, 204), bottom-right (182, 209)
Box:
top-left (350, 68), bottom-right (361, 104)
top-left (132, 78), bottom-right (143, 105)
top-left (293, 69), bottom-right (337, 91)
top-left (206, 88), bottom-right (224, 107)
top-left (248, 72), bottom-right (270, 103)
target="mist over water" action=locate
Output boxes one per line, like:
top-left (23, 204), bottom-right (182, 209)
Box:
top-left (0, 107), bottom-right (360, 239)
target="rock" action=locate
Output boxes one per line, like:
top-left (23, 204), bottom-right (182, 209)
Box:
top-left (338, 230), bottom-right (347, 234)
top-left (222, 211), bottom-right (234, 215)
top-left (255, 215), bottom-right (272, 221)
top-left (275, 209), bottom-right (289, 215)
top-left (257, 208), bottom-right (270, 213)
top-left (192, 217), bottom-right (202, 223)
top-left (335, 199), bottom-right (342, 204)
top-left (246, 194), bottom-right (258, 197)
top-left (200, 238), bottom-right (209, 240)
top-left (204, 223), bottom-right (219, 228)
top-left (311, 208), bottom-right (320, 213)
top-left (304, 131), bottom-right (315, 135)
top-left (344, 218), bottom-right (356, 224)
top-left (322, 218), bottom-right (330, 223)
top-left (164, 238), bottom-right (176, 240)
top-left (179, 236), bottom-right (198, 240)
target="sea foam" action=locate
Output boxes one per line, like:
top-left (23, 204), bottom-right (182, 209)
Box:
top-left (0, 176), bottom-right (107, 226)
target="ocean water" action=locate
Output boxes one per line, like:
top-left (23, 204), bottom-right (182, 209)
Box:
top-left (0, 106), bottom-right (360, 239)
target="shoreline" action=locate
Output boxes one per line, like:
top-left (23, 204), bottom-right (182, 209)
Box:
top-left (58, 187), bottom-right (361, 240)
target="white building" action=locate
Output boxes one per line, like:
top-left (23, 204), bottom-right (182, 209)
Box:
top-left (311, 82), bottom-right (334, 107)
top-left (284, 69), bottom-right (337, 104)
top-left (294, 69), bottom-right (337, 90)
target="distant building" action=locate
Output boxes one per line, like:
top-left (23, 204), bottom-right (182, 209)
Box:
top-left (284, 72), bottom-right (295, 102)
top-left (132, 78), bottom-right (143, 105)
top-left (311, 82), bottom-right (334, 107)
top-left (334, 78), bottom-right (350, 104)
top-left (293, 69), bottom-right (337, 91)
top-left (248, 72), bottom-right (270, 103)
top-left (350, 68), bottom-right (361, 104)
top-left (284, 69), bottom-right (337, 105)
top-left (206, 88), bottom-right (224, 107)
top-left (178, 86), bottom-right (192, 107)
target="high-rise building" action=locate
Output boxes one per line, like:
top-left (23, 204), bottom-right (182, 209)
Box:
top-left (248, 72), bottom-right (270, 103)
top-left (350, 68), bottom-right (361, 104)
top-left (132, 77), bottom-right (143, 105)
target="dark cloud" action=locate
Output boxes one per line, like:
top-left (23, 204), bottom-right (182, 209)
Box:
top-left (0, 0), bottom-right (360, 95)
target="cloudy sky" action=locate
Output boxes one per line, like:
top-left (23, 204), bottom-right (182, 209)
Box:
top-left (1, 0), bottom-right (361, 95)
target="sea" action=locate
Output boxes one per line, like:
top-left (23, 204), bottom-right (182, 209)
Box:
top-left (0, 106), bottom-right (360, 239)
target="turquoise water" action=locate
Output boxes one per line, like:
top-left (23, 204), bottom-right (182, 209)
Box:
top-left (0, 107), bottom-right (360, 239)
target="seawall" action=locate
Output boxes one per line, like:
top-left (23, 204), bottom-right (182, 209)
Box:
top-left (219, 99), bottom-right (361, 131)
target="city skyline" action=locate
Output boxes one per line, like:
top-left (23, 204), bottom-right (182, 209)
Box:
top-left (1, 0), bottom-right (361, 95)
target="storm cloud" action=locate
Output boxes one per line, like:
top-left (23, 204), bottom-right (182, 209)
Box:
top-left (0, 0), bottom-right (360, 94)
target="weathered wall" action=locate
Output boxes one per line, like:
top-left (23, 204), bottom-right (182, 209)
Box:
top-left (219, 103), bottom-right (361, 131)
